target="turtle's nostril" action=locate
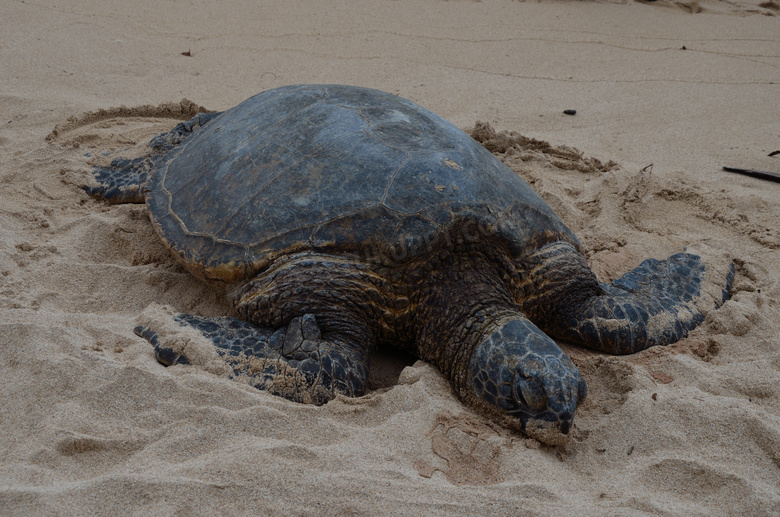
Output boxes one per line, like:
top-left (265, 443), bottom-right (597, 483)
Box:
top-left (578, 378), bottom-right (588, 403)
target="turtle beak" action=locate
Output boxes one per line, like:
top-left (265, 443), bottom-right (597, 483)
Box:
top-left (552, 377), bottom-right (586, 435)
top-left (558, 412), bottom-right (573, 435)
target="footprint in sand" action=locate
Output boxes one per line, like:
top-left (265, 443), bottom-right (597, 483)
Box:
top-left (414, 413), bottom-right (506, 486)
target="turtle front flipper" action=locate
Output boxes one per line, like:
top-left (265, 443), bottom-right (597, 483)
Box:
top-left (135, 311), bottom-right (369, 405)
top-left (540, 249), bottom-right (735, 355)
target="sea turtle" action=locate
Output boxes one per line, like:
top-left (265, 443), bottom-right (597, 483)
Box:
top-left (84, 84), bottom-right (733, 442)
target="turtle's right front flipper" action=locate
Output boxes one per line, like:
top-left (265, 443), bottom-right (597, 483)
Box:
top-left (135, 311), bottom-right (370, 405)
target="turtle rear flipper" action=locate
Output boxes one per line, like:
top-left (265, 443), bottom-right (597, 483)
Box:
top-left (84, 156), bottom-right (152, 204)
top-left (148, 111), bottom-right (222, 152)
top-left (135, 311), bottom-right (370, 405)
top-left (549, 252), bottom-right (734, 354)
top-left (84, 111), bottom-right (222, 204)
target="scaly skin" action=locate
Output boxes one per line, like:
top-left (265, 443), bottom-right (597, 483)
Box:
top-left (411, 242), bottom-right (586, 436)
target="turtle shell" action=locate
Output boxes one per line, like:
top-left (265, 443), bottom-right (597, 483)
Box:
top-left (144, 84), bottom-right (579, 285)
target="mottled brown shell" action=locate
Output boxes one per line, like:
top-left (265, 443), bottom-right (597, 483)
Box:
top-left (143, 84), bottom-right (577, 285)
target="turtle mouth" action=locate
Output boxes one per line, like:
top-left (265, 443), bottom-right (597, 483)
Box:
top-left (557, 413), bottom-right (573, 435)
top-left (501, 404), bottom-right (575, 438)
top-left (522, 415), bottom-right (576, 446)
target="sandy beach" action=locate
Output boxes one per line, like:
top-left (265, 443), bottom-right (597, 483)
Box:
top-left (1, 0), bottom-right (779, 515)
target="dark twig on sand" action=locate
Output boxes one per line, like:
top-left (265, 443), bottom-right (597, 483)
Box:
top-left (723, 166), bottom-right (780, 183)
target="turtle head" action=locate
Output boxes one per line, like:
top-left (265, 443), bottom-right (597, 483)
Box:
top-left (468, 317), bottom-right (587, 444)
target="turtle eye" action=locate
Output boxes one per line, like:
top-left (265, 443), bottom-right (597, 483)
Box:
top-left (513, 376), bottom-right (547, 411)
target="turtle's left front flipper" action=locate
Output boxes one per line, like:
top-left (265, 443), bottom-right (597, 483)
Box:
top-left (548, 252), bottom-right (734, 355)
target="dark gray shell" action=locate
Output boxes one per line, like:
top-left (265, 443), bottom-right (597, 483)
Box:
top-left (144, 84), bottom-right (578, 284)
